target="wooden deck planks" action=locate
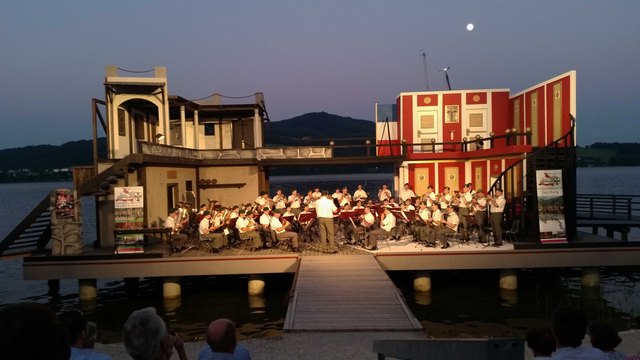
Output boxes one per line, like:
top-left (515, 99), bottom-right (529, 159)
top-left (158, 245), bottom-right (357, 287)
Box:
top-left (285, 255), bottom-right (422, 332)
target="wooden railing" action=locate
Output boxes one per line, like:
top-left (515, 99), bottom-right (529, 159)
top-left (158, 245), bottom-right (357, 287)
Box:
top-left (0, 194), bottom-right (51, 257)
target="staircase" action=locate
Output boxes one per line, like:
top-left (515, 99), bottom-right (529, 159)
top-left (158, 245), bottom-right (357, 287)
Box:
top-left (0, 194), bottom-right (51, 257)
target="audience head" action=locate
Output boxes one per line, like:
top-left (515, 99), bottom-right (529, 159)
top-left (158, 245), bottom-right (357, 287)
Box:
top-left (0, 302), bottom-right (70, 360)
top-left (589, 321), bottom-right (622, 352)
top-left (58, 309), bottom-right (88, 346)
top-left (526, 326), bottom-right (556, 357)
top-left (552, 306), bottom-right (588, 348)
top-left (206, 318), bottom-right (237, 354)
top-left (123, 307), bottom-right (170, 360)
top-left (84, 321), bottom-right (98, 349)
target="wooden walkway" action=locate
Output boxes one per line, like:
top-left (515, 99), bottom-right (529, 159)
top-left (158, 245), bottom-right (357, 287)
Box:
top-left (284, 255), bottom-right (422, 332)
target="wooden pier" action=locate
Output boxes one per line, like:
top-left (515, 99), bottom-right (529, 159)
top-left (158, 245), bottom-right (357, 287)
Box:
top-left (284, 255), bottom-right (422, 332)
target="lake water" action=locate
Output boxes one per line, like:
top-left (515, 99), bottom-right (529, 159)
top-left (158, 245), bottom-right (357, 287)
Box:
top-left (1, 167), bottom-right (639, 342)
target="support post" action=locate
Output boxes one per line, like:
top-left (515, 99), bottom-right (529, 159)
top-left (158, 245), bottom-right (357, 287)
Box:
top-left (413, 271), bottom-right (431, 292)
top-left (78, 278), bottom-right (98, 302)
top-left (48, 279), bottom-right (60, 296)
top-left (581, 267), bottom-right (600, 288)
top-left (163, 277), bottom-right (181, 299)
top-left (248, 274), bottom-right (265, 296)
top-left (499, 269), bottom-right (518, 290)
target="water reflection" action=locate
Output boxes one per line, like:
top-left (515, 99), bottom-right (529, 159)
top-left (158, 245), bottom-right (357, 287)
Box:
top-left (414, 291), bottom-right (432, 306)
top-left (499, 289), bottom-right (518, 306)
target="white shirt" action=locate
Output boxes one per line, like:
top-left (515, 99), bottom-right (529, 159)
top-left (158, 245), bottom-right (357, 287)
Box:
top-left (235, 217), bottom-right (252, 233)
top-left (353, 189), bottom-right (367, 201)
top-left (431, 209), bottom-right (442, 223)
top-left (551, 346), bottom-right (607, 360)
top-left (381, 212), bottom-right (396, 232)
top-left (288, 194), bottom-right (301, 208)
top-left (400, 188), bottom-right (416, 201)
top-left (270, 216), bottom-right (285, 234)
top-left (418, 208), bottom-right (431, 221)
top-left (362, 212), bottom-right (375, 227)
top-left (164, 216), bottom-right (177, 230)
top-left (446, 212), bottom-right (460, 232)
top-left (198, 217), bottom-right (211, 234)
top-left (315, 197), bottom-right (337, 218)
top-left (440, 193), bottom-right (452, 209)
top-left (459, 191), bottom-right (473, 208)
top-left (473, 197), bottom-right (487, 213)
top-left (490, 195), bottom-right (506, 213)
top-left (259, 213), bottom-right (271, 226)
top-left (378, 188), bottom-right (392, 201)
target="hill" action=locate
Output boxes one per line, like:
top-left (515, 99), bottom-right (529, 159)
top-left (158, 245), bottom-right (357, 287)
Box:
top-left (264, 112), bottom-right (374, 145)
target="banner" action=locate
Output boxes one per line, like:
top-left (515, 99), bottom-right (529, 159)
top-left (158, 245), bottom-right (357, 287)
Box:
top-left (114, 186), bottom-right (145, 253)
top-left (536, 170), bottom-right (567, 243)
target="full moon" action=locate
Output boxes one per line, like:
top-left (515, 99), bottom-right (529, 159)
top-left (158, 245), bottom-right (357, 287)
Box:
top-left (466, 23), bottom-right (474, 31)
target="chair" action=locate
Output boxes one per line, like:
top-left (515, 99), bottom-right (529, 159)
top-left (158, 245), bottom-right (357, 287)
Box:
top-left (505, 220), bottom-right (520, 243)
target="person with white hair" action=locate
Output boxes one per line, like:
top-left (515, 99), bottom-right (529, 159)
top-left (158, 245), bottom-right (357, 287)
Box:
top-left (123, 307), bottom-right (188, 360)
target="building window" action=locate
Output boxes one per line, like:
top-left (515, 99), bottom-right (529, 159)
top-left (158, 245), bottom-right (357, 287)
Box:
top-left (118, 108), bottom-right (126, 136)
top-left (204, 123), bottom-right (215, 136)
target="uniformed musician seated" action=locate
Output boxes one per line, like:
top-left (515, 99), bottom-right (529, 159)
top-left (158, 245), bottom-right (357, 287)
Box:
top-left (433, 205), bottom-right (460, 249)
top-left (164, 207), bottom-right (188, 250)
top-left (365, 207), bottom-right (396, 251)
top-left (270, 209), bottom-right (301, 252)
top-left (234, 210), bottom-right (263, 250)
top-left (198, 211), bottom-right (227, 251)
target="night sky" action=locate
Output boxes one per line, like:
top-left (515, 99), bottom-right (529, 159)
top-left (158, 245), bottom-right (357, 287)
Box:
top-left (1, 1), bottom-right (639, 149)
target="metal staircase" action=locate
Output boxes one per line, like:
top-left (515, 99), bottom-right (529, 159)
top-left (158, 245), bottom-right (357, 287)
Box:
top-left (0, 194), bottom-right (51, 257)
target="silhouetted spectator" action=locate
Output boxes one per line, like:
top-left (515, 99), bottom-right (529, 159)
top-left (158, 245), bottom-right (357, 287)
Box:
top-left (0, 302), bottom-right (70, 360)
top-left (526, 326), bottom-right (556, 359)
top-left (551, 306), bottom-right (607, 359)
top-left (58, 310), bottom-right (112, 360)
top-left (199, 318), bottom-right (251, 360)
top-left (589, 321), bottom-right (626, 359)
top-left (123, 307), bottom-right (188, 360)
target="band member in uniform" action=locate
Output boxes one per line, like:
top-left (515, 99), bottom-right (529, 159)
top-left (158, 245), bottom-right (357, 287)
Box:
top-left (288, 189), bottom-right (302, 216)
top-left (259, 207), bottom-right (273, 247)
top-left (439, 186), bottom-right (452, 210)
top-left (365, 207), bottom-right (396, 250)
top-left (165, 208), bottom-right (188, 249)
top-left (353, 184), bottom-right (368, 202)
top-left (303, 190), bottom-right (316, 209)
top-left (340, 187), bottom-right (352, 207)
top-left (198, 211), bottom-right (226, 250)
top-left (254, 191), bottom-right (271, 210)
top-left (273, 189), bottom-right (287, 210)
top-left (423, 185), bottom-right (437, 207)
top-left (472, 189), bottom-right (488, 243)
top-left (413, 202), bottom-right (432, 244)
top-left (270, 210), bottom-right (300, 252)
top-left (434, 205), bottom-right (459, 249)
top-left (487, 188), bottom-right (506, 246)
top-left (235, 210), bottom-right (263, 250)
top-left (316, 191), bottom-right (338, 253)
top-left (427, 203), bottom-right (443, 247)
top-left (378, 184), bottom-right (392, 202)
top-left (399, 183), bottom-right (416, 202)
top-left (458, 184), bottom-right (473, 240)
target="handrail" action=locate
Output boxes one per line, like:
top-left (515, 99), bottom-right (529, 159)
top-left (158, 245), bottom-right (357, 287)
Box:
top-left (576, 194), bottom-right (640, 221)
top-left (486, 115), bottom-right (576, 241)
top-left (0, 194), bottom-right (50, 256)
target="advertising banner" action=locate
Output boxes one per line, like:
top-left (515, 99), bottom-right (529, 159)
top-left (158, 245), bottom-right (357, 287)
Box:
top-left (114, 186), bottom-right (145, 253)
top-left (536, 170), bottom-right (567, 243)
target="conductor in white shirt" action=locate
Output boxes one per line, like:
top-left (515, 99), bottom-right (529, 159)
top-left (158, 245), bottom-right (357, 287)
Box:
top-left (315, 191), bottom-right (338, 253)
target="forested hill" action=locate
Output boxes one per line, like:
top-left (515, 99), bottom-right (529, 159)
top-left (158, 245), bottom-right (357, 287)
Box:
top-left (1, 113), bottom-right (638, 182)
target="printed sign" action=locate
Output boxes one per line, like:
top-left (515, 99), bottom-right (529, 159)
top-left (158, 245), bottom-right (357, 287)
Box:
top-left (536, 170), bottom-right (567, 243)
top-left (114, 186), bottom-right (145, 253)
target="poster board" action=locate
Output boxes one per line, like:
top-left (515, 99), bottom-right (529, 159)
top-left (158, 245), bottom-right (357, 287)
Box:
top-left (114, 186), bottom-right (145, 253)
top-left (535, 170), bottom-right (567, 244)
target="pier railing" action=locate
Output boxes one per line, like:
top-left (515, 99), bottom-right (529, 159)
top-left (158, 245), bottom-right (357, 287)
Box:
top-left (576, 194), bottom-right (640, 221)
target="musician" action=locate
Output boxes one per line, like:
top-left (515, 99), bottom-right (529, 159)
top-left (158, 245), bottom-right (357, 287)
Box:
top-left (259, 207), bottom-right (274, 247)
top-left (303, 190), bottom-right (316, 209)
top-left (472, 189), bottom-right (488, 243)
top-left (487, 188), bottom-right (506, 246)
top-left (353, 184), bottom-right (368, 202)
top-left (378, 184), bottom-right (392, 202)
top-left (229, 205), bottom-right (240, 219)
top-left (340, 187), bottom-right (352, 207)
top-left (403, 199), bottom-right (415, 211)
top-left (423, 185), bottom-right (437, 207)
top-left (399, 183), bottom-right (416, 202)
top-left (198, 211), bottom-right (226, 250)
top-left (413, 202), bottom-right (432, 244)
top-left (365, 207), bottom-right (396, 250)
top-left (283, 206), bottom-right (295, 217)
top-left (332, 188), bottom-right (343, 208)
top-left (273, 189), bottom-right (287, 210)
top-left (353, 200), bottom-right (364, 210)
top-left (194, 204), bottom-right (208, 227)
top-left (254, 191), bottom-right (271, 210)
top-left (427, 203), bottom-right (443, 247)
top-left (439, 187), bottom-right (453, 210)
top-left (312, 187), bottom-right (322, 199)
top-left (164, 208), bottom-right (188, 248)
top-left (270, 210), bottom-right (301, 252)
top-left (288, 189), bottom-right (302, 216)
top-left (235, 210), bottom-right (262, 250)
top-left (316, 191), bottom-right (338, 253)
top-left (434, 205), bottom-right (459, 249)
top-left (458, 184), bottom-right (473, 241)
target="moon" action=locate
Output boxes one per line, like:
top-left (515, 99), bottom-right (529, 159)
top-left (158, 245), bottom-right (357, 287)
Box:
top-left (466, 23), bottom-right (474, 31)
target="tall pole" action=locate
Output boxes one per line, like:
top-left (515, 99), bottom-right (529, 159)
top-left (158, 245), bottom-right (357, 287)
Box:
top-left (420, 50), bottom-right (430, 90)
